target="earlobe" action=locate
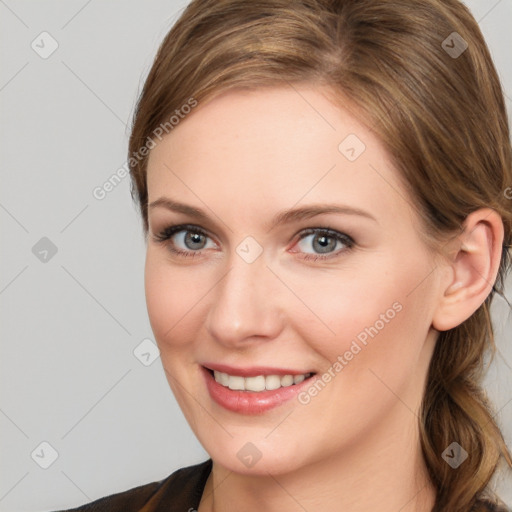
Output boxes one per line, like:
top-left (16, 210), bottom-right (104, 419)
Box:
top-left (432, 208), bottom-right (504, 332)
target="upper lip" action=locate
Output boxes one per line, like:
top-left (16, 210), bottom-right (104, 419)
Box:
top-left (202, 363), bottom-right (315, 377)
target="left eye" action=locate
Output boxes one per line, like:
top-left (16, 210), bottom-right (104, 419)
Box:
top-left (294, 229), bottom-right (353, 257)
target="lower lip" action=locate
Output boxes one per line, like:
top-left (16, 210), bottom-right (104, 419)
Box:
top-left (201, 366), bottom-right (316, 415)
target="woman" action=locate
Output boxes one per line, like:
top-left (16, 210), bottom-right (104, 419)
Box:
top-left (55, 0), bottom-right (511, 510)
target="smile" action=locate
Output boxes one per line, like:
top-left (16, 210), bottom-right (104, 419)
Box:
top-left (213, 370), bottom-right (313, 392)
top-left (201, 366), bottom-right (317, 414)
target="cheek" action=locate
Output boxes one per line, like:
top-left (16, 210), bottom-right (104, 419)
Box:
top-left (144, 249), bottom-right (205, 349)
top-left (291, 250), bottom-right (435, 374)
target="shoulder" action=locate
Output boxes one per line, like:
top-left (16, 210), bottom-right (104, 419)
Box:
top-left (50, 458), bottom-right (212, 512)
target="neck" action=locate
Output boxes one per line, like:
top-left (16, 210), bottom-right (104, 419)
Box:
top-left (198, 404), bottom-right (436, 512)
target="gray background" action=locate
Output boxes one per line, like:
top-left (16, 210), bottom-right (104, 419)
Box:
top-left (0, 1), bottom-right (511, 511)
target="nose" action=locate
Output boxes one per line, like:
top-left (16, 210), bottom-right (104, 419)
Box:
top-left (204, 252), bottom-right (285, 347)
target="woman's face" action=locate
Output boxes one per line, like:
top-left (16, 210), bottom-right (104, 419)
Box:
top-left (145, 86), bottom-right (443, 475)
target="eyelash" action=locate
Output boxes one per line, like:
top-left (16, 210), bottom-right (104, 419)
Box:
top-left (152, 224), bottom-right (355, 261)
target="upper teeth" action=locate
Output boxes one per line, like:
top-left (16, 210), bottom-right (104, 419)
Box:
top-left (213, 371), bottom-right (311, 392)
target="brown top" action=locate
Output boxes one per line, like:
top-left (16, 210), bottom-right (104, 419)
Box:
top-left (51, 458), bottom-right (510, 512)
top-left (52, 459), bottom-right (212, 512)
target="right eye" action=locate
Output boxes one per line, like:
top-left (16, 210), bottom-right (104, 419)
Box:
top-left (153, 224), bottom-right (217, 257)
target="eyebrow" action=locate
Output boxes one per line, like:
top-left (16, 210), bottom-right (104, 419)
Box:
top-left (148, 197), bottom-right (378, 229)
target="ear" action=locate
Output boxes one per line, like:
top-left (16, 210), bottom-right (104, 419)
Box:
top-left (432, 208), bottom-right (504, 332)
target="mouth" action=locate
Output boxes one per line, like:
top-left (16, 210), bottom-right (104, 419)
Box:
top-left (201, 365), bottom-right (317, 415)
top-left (204, 367), bottom-right (316, 392)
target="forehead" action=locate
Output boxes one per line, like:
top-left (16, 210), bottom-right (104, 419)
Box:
top-left (146, 86), bottom-right (416, 231)
top-left (149, 86), bottom-right (368, 170)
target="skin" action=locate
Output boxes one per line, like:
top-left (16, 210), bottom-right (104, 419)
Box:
top-left (144, 86), bottom-right (504, 512)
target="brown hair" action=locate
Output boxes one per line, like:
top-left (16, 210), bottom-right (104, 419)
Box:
top-left (128, 1), bottom-right (512, 510)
